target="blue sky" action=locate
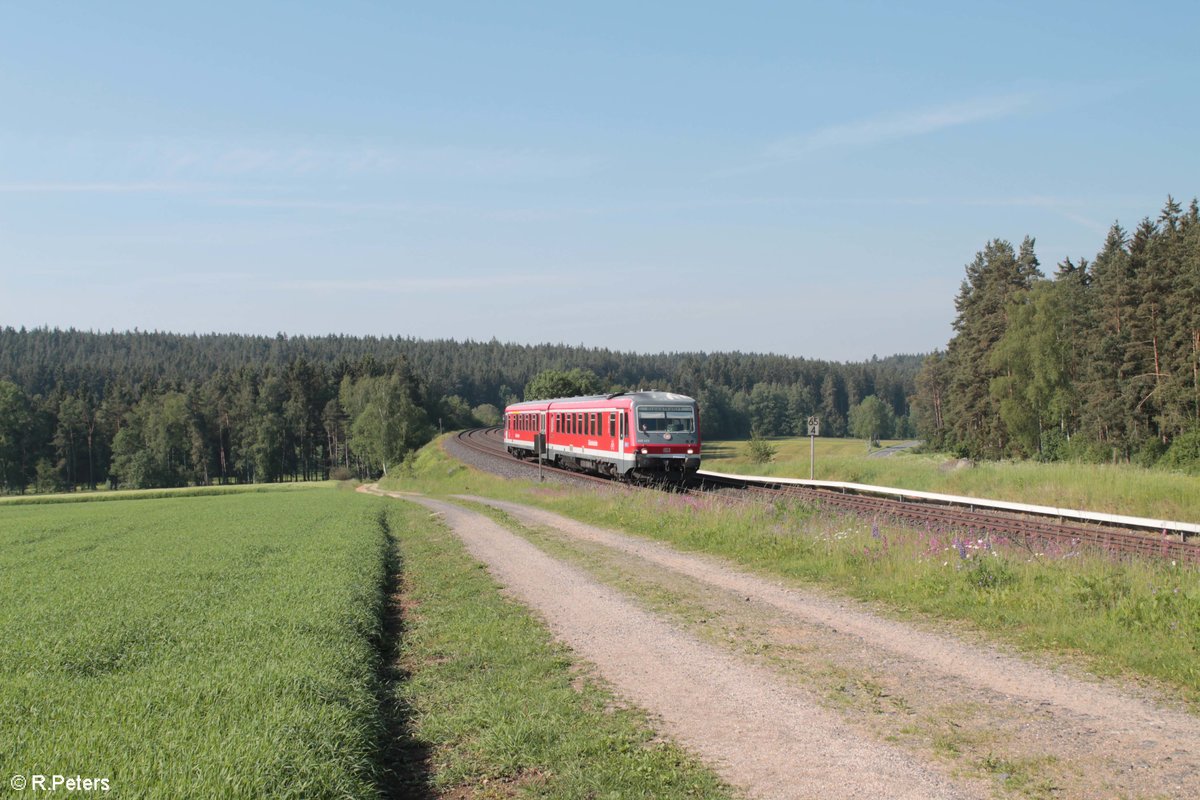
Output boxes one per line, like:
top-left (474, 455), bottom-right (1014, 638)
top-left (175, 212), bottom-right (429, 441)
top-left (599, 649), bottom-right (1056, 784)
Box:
top-left (2, 1), bottom-right (1197, 361)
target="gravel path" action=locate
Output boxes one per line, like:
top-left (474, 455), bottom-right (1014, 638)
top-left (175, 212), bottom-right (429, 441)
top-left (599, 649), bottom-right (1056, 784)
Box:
top-left (867, 440), bottom-right (922, 458)
top-left (375, 487), bottom-right (984, 799)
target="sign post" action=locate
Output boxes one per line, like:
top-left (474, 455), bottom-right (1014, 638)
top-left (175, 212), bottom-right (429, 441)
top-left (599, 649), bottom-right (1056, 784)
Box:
top-left (807, 416), bottom-right (820, 480)
top-left (535, 432), bottom-right (546, 483)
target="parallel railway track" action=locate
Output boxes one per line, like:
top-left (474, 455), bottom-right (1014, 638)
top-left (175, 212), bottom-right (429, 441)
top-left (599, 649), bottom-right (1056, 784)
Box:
top-left (454, 428), bottom-right (1199, 564)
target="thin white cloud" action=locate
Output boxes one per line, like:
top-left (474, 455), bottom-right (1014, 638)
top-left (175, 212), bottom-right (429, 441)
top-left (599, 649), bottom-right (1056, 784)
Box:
top-left (958, 194), bottom-right (1109, 234)
top-left (281, 274), bottom-right (564, 293)
top-left (145, 140), bottom-right (598, 181)
top-left (722, 93), bottom-right (1034, 176)
top-left (0, 182), bottom-right (215, 193)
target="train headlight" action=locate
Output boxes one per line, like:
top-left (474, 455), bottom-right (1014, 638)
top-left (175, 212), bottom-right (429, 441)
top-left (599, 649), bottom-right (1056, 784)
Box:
top-left (687, 449), bottom-right (694, 455)
top-left (640, 448), bottom-right (649, 455)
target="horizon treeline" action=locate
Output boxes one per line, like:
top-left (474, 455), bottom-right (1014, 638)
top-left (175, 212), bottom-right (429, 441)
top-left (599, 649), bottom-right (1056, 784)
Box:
top-left (912, 196), bottom-right (1200, 469)
top-left (0, 329), bottom-right (921, 492)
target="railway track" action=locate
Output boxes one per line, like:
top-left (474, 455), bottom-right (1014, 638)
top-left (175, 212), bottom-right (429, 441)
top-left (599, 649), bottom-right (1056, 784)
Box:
top-left (453, 428), bottom-right (1199, 564)
top-left (455, 427), bottom-right (624, 489)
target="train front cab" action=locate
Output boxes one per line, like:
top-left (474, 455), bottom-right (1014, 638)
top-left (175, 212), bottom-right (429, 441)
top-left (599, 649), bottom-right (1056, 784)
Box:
top-left (628, 399), bottom-right (701, 479)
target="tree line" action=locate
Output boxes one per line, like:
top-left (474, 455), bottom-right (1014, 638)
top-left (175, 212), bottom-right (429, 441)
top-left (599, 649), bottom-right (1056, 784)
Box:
top-left (912, 196), bottom-right (1200, 469)
top-left (0, 330), bottom-right (921, 492)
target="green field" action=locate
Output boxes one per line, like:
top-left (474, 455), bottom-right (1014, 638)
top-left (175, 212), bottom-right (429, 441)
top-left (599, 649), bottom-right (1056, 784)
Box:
top-left (704, 436), bottom-right (1200, 523)
top-left (1, 483), bottom-right (734, 798)
top-left (0, 481), bottom-right (333, 506)
top-left (1, 488), bottom-right (391, 797)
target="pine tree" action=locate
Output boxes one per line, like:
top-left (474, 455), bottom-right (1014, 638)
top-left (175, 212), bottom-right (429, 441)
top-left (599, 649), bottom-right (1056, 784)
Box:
top-left (942, 238), bottom-right (1042, 457)
top-left (1082, 224), bottom-right (1132, 456)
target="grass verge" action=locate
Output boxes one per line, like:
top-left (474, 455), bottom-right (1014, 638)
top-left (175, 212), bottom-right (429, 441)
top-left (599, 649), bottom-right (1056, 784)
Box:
top-left (704, 436), bottom-right (1200, 523)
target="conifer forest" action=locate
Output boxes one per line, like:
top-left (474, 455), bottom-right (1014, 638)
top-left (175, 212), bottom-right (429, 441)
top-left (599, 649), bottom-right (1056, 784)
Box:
top-left (912, 197), bottom-right (1200, 468)
top-left (0, 328), bottom-right (920, 491)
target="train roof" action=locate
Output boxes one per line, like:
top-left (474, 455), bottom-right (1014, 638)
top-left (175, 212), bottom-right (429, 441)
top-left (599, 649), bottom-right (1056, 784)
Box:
top-left (506, 391), bottom-right (695, 411)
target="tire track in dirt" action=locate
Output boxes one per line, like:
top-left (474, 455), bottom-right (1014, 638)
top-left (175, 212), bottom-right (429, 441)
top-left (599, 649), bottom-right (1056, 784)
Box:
top-left (375, 488), bottom-right (982, 800)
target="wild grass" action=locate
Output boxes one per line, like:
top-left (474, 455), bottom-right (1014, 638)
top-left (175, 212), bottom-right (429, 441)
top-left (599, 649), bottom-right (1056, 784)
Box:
top-left (705, 436), bottom-right (1200, 522)
top-left (391, 498), bottom-right (734, 798)
top-left (386, 437), bottom-right (1200, 705)
top-left (0, 489), bottom-right (390, 798)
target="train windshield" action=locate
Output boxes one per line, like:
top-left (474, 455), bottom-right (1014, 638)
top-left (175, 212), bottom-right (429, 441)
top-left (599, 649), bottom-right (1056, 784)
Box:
top-left (636, 406), bottom-right (695, 433)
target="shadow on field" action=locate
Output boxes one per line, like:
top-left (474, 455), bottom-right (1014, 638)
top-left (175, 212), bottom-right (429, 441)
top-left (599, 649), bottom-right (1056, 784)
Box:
top-left (377, 522), bottom-right (434, 799)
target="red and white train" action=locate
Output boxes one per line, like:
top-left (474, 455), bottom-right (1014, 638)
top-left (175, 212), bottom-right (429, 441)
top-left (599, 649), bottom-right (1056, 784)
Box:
top-left (503, 391), bottom-right (701, 479)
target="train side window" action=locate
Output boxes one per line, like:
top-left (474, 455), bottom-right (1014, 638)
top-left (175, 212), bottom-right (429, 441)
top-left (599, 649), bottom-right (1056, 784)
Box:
top-left (609, 413), bottom-right (615, 436)
top-left (577, 412), bottom-right (583, 434)
top-left (591, 413), bottom-right (597, 436)
top-left (620, 413), bottom-right (627, 437)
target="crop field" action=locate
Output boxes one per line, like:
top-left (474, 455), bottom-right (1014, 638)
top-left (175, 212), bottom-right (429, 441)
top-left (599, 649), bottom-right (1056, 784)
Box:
top-left (0, 488), bottom-right (391, 798)
top-left (1, 483), bottom-right (737, 798)
top-left (0, 482), bottom-right (333, 507)
top-left (704, 436), bottom-right (1200, 523)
